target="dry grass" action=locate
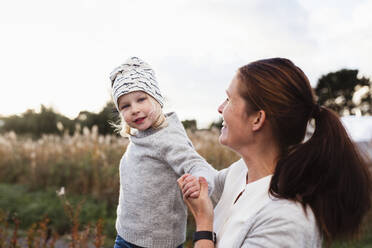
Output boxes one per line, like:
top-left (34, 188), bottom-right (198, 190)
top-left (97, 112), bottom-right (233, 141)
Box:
top-left (0, 126), bottom-right (239, 212)
top-left (0, 126), bottom-right (239, 247)
top-left (2, 126), bottom-right (370, 247)
top-left (0, 127), bottom-right (127, 207)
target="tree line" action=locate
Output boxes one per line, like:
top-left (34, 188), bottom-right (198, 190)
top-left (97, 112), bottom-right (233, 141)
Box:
top-left (1, 69), bottom-right (371, 137)
top-left (0, 101), bottom-right (200, 138)
top-left (0, 103), bottom-right (118, 138)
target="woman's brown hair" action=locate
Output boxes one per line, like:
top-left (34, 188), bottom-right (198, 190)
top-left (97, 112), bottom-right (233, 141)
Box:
top-left (238, 58), bottom-right (371, 245)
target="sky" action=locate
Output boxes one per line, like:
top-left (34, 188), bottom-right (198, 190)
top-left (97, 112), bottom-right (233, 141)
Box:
top-left (0, 0), bottom-right (371, 128)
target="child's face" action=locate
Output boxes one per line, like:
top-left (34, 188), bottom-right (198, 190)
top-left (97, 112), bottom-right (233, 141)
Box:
top-left (117, 91), bottom-right (161, 131)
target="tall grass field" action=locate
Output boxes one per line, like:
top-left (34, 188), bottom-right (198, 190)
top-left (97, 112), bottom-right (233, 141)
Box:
top-left (0, 127), bottom-right (370, 247)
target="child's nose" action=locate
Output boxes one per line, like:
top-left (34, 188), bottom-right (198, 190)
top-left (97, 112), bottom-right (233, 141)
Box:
top-left (131, 103), bottom-right (140, 114)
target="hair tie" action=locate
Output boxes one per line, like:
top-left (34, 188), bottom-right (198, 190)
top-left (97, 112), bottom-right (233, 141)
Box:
top-left (311, 104), bottom-right (321, 119)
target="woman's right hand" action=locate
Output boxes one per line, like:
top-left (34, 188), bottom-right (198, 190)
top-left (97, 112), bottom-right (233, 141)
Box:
top-left (177, 175), bottom-right (214, 231)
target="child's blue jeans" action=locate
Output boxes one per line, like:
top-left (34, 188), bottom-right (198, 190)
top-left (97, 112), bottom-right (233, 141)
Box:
top-left (114, 235), bottom-right (183, 248)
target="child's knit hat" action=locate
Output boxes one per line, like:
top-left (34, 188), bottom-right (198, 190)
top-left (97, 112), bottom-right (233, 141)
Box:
top-left (110, 57), bottom-right (164, 110)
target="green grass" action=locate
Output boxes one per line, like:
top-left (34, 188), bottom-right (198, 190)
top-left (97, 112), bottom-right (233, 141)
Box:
top-left (1, 183), bottom-right (371, 247)
top-left (0, 183), bottom-right (116, 247)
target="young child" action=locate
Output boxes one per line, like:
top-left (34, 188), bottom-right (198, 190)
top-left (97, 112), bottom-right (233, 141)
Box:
top-left (110, 57), bottom-right (217, 248)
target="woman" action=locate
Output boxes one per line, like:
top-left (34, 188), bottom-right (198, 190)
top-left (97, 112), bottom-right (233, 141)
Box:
top-left (178, 58), bottom-right (371, 247)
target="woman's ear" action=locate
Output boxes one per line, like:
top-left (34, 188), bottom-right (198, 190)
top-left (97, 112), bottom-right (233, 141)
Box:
top-left (252, 110), bottom-right (266, 131)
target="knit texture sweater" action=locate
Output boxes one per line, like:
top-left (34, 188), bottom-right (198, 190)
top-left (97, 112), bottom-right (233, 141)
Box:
top-left (115, 112), bottom-right (217, 248)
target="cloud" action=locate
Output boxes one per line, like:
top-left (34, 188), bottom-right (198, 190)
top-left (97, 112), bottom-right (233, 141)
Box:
top-left (297, 0), bottom-right (372, 84)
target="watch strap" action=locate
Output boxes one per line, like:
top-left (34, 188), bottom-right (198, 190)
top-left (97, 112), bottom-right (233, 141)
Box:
top-left (193, 231), bottom-right (217, 244)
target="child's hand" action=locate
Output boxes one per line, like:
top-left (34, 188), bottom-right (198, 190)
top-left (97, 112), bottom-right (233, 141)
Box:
top-left (179, 174), bottom-right (201, 199)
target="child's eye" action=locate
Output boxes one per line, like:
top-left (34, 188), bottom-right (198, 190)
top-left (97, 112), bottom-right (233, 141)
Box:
top-left (120, 104), bottom-right (129, 110)
top-left (138, 97), bottom-right (147, 102)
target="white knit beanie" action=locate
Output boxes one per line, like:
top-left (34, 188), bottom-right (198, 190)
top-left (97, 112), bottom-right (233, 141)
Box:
top-left (110, 57), bottom-right (164, 111)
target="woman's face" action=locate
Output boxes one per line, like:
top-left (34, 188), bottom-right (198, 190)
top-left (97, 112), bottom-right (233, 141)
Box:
top-left (218, 73), bottom-right (255, 150)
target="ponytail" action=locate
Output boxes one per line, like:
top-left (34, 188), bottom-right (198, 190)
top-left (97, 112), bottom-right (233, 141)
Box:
top-left (238, 58), bottom-right (371, 245)
top-left (269, 106), bottom-right (372, 244)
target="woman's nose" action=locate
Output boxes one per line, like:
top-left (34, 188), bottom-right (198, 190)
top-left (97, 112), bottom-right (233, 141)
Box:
top-left (218, 101), bottom-right (225, 114)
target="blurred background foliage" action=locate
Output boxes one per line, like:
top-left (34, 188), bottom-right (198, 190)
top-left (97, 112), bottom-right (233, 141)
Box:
top-left (315, 69), bottom-right (372, 116)
top-left (0, 102), bottom-right (118, 138)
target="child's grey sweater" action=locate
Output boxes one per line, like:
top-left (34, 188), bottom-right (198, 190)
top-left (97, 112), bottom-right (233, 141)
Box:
top-left (115, 112), bottom-right (217, 248)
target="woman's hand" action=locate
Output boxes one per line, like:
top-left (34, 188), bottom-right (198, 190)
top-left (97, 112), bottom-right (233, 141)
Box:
top-left (177, 175), bottom-right (214, 231)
